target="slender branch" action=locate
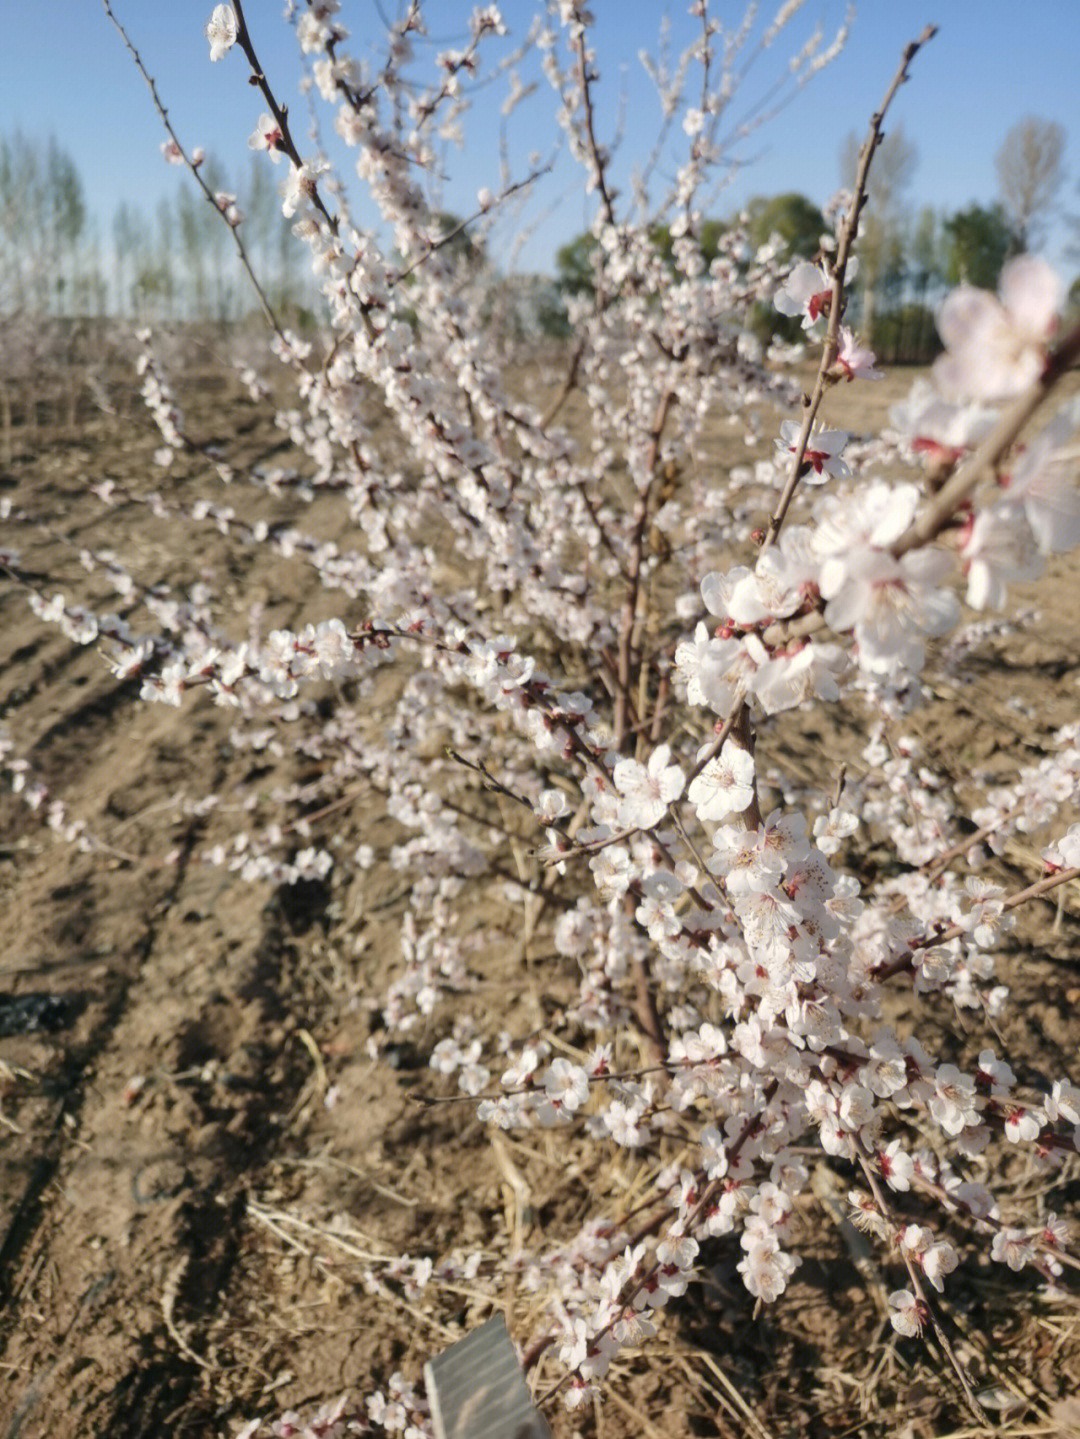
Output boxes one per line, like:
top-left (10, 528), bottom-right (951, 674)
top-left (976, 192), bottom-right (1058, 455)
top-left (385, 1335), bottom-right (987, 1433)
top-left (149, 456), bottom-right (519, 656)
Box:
top-left (390, 166), bottom-right (553, 286)
top-left (857, 1148), bottom-right (985, 1423)
top-left (102, 0), bottom-right (283, 335)
top-left (569, 24), bottom-right (617, 229)
top-left (231, 0), bottom-right (338, 237)
top-left (764, 24), bottom-right (937, 548)
top-left (872, 864), bottom-right (1080, 981)
top-left (615, 388), bottom-right (677, 752)
top-left (541, 335), bottom-right (585, 430)
top-left (632, 944), bottom-right (667, 1064)
top-left (919, 800), bottom-right (1026, 885)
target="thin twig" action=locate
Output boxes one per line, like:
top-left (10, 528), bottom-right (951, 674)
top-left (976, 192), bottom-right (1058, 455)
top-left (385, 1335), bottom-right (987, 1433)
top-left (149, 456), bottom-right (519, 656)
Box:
top-left (873, 863), bottom-right (1080, 980)
top-left (231, 0), bottom-right (338, 237)
top-left (615, 388), bottom-right (678, 752)
top-left (764, 24), bottom-right (938, 548)
top-left (857, 1148), bottom-right (985, 1423)
top-left (102, 0), bottom-right (283, 336)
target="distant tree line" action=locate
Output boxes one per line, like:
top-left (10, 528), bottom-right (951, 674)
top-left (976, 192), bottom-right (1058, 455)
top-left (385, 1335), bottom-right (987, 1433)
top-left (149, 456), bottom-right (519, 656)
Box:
top-left (551, 116), bottom-right (1075, 363)
top-left (0, 129), bottom-right (318, 328)
top-left (551, 192), bottom-right (1022, 362)
top-left (1, 117), bottom-right (1075, 362)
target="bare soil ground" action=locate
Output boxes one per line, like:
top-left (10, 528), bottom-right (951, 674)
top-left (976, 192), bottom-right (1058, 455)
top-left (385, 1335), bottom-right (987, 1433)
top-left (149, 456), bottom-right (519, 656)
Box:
top-left (2, 360), bottom-right (1080, 1438)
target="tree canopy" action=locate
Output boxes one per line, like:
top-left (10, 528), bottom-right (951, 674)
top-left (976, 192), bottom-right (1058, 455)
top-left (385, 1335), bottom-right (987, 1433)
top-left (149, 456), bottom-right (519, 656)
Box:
top-left (996, 116), bottom-right (1066, 250)
top-left (743, 192), bottom-right (824, 259)
top-left (943, 203), bottom-right (1019, 289)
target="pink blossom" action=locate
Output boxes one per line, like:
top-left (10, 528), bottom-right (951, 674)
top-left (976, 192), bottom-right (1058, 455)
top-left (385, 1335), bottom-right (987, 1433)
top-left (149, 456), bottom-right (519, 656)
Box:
top-left (890, 376), bottom-right (996, 463)
top-left (835, 326), bottom-right (882, 381)
top-left (928, 1063), bottom-right (979, 1136)
top-left (975, 1049), bottom-right (1015, 1096)
top-left (249, 112), bottom-right (285, 161)
top-left (544, 1057), bottom-right (589, 1111)
top-left (922, 1239), bottom-right (958, 1292)
top-left (774, 260), bottom-right (834, 329)
top-left (991, 1227), bottom-right (1034, 1271)
top-left (959, 503), bottom-right (1042, 609)
top-left (752, 641), bottom-right (845, 714)
top-left (281, 161), bottom-right (321, 217)
top-left (820, 543), bottom-right (959, 676)
top-left (737, 1235), bottom-right (800, 1301)
top-left (776, 420), bottom-right (850, 482)
top-left (1044, 827), bottom-right (1080, 872)
top-left (1003, 402), bottom-right (1080, 553)
top-left (887, 1289), bottom-right (926, 1337)
top-left (1003, 1105), bottom-right (1044, 1143)
top-left (675, 628), bottom-right (769, 715)
top-left (214, 191), bottom-right (243, 227)
top-left (687, 739), bottom-right (755, 822)
top-left (878, 1138), bottom-right (913, 1191)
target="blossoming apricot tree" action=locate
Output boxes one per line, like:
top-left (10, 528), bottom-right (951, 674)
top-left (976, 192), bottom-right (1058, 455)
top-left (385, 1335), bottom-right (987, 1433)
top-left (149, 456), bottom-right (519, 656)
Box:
top-left (4, 2), bottom-right (1080, 1431)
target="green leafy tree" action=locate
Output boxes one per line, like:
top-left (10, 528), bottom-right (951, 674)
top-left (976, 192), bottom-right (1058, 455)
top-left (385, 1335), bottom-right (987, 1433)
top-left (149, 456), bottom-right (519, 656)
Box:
top-left (554, 232), bottom-right (599, 296)
top-left (943, 203), bottom-right (1018, 288)
top-left (908, 205), bottom-right (943, 294)
top-left (44, 137), bottom-right (86, 310)
top-left (0, 131), bottom-right (87, 315)
top-left (743, 192), bottom-right (823, 259)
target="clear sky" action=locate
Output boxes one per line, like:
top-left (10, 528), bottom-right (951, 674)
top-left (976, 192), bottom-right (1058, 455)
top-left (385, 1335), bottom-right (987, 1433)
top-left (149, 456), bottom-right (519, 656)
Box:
top-left (3, 1), bottom-right (1077, 279)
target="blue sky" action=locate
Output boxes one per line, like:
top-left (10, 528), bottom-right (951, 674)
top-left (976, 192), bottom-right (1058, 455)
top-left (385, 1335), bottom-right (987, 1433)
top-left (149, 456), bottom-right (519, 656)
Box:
top-left (3, 1), bottom-right (1077, 277)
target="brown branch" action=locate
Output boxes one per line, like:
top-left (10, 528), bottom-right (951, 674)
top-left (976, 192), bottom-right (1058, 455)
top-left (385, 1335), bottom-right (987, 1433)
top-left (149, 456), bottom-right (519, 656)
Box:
top-left (856, 1147), bottom-right (985, 1424)
top-left (764, 25), bottom-right (938, 548)
top-left (615, 388), bottom-right (677, 751)
top-left (541, 335), bottom-right (585, 430)
top-left (570, 24), bottom-right (617, 229)
top-left (230, 0), bottom-right (338, 237)
top-left (390, 165), bottom-right (553, 286)
top-left (872, 864), bottom-right (1080, 980)
top-left (919, 801), bottom-right (1026, 885)
top-left (102, 0), bottom-right (284, 336)
top-left (632, 947), bottom-right (667, 1065)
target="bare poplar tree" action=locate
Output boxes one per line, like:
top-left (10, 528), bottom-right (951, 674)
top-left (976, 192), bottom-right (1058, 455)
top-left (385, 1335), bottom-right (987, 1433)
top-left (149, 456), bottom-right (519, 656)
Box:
top-left (839, 121), bottom-right (917, 339)
top-left (996, 115), bottom-right (1066, 250)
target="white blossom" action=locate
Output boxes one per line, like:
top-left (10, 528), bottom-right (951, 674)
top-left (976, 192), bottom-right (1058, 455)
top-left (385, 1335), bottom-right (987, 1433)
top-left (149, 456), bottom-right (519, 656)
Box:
top-left (205, 4), bottom-right (237, 60)
top-left (935, 255), bottom-right (1062, 402)
top-left (612, 744), bottom-right (684, 829)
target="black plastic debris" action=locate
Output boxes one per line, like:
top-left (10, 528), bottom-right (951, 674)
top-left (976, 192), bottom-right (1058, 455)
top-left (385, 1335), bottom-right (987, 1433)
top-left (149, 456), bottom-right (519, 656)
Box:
top-left (0, 992), bottom-right (82, 1038)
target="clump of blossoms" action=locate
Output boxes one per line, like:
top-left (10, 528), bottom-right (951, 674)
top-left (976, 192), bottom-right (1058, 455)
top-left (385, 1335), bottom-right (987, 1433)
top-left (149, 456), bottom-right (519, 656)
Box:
top-left (4, 4), bottom-right (1080, 1432)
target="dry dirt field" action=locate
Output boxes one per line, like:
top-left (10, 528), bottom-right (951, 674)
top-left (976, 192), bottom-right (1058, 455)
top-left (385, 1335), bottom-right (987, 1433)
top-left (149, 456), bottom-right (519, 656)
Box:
top-left (2, 354), bottom-right (1080, 1438)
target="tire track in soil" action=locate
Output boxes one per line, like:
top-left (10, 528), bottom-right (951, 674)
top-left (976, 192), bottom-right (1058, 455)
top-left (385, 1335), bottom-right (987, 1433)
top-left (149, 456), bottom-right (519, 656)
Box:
top-left (1, 440), bottom-right (346, 1435)
top-left (0, 810), bottom-right (321, 1438)
top-left (0, 806), bottom-right (201, 1436)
